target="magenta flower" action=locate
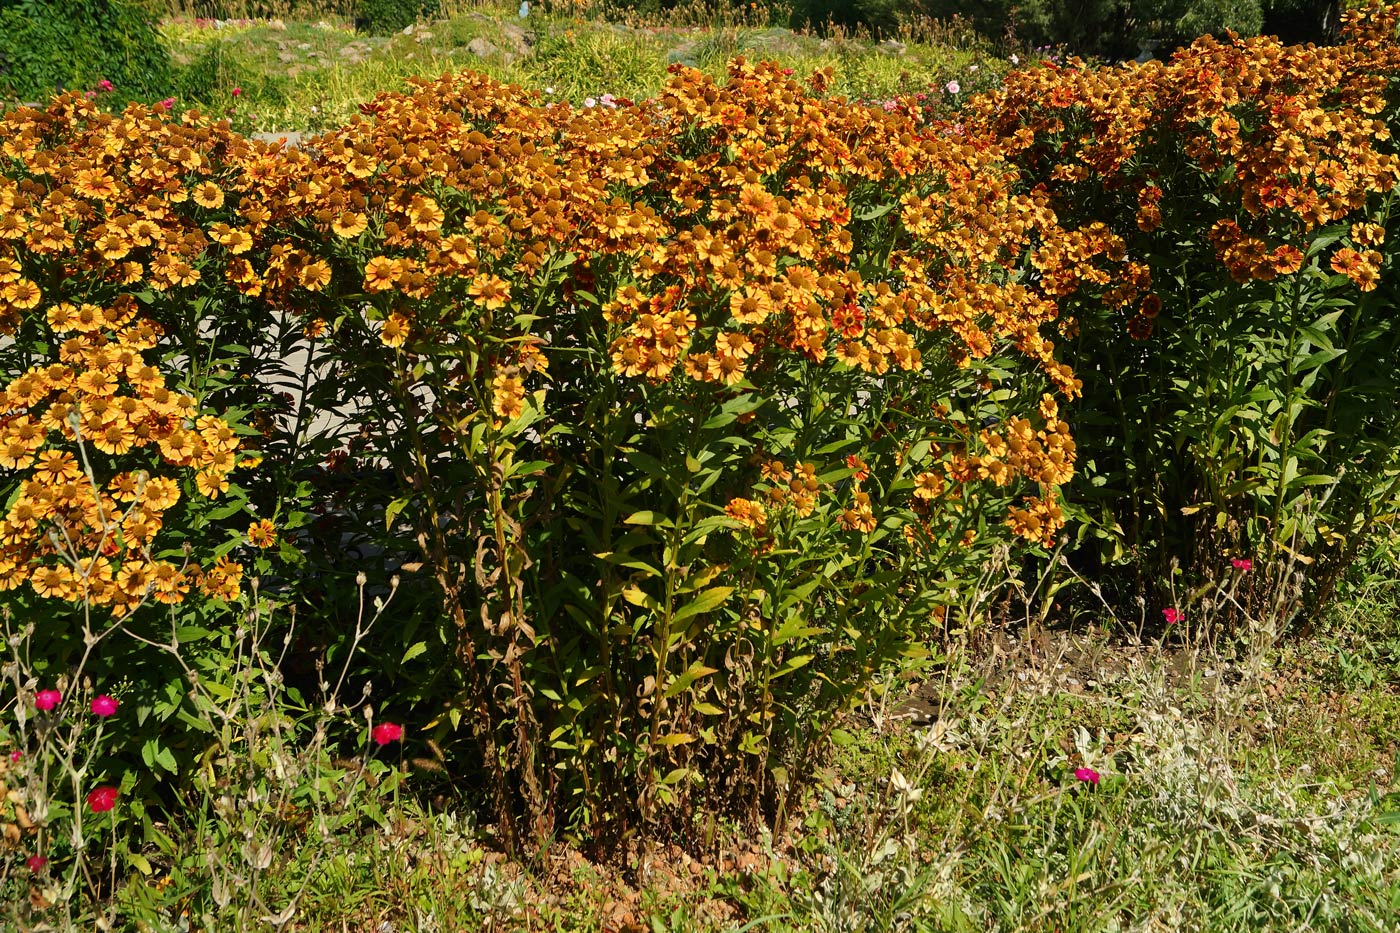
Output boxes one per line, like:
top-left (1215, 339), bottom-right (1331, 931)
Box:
top-left (86, 786), bottom-right (118, 813)
top-left (91, 695), bottom-right (118, 717)
top-left (370, 722), bottom-right (403, 746)
top-left (1162, 607), bottom-right (1182, 624)
top-left (1231, 558), bottom-right (1252, 572)
top-left (1074, 767), bottom-right (1100, 785)
top-left (9, 750), bottom-right (19, 763)
top-left (26, 854), bottom-right (47, 872)
top-left (34, 689), bottom-right (61, 711)
top-left (232, 86), bottom-right (243, 97)
top-left (159, 97), bottom-right (176, 110)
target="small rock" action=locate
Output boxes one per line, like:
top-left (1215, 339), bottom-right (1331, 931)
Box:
top-left (499, 22), bottom-right (534, 56)
top-left (467, 37), bottom-right (499, 58)
top-left (879, 38), bottom-right (907, 56)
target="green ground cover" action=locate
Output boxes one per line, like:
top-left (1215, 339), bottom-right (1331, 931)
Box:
top-left (156, 5), bottom-right (1001, 132)
top-left (91, 611), bottom-right (1400, 931)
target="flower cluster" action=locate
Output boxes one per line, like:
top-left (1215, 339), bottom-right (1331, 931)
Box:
top-left (966, 1), bottom-right (1400, 334)
top-left (0, 48), bottom-right (1118, 612)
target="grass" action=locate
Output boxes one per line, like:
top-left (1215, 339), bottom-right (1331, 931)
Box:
top-left (53, 595), bottom-right (1396, 932)
top-left (153, 4), bottom-right (1004, 133)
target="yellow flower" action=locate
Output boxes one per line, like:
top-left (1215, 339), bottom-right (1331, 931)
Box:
top-left (381, 312), bottom-right (410, 348)
top-left (468, 274), bottom-right (511, 309)
top-left (192, 182), bottom-right (224, 210)
top-left (332, 211), bottom-right (368, 238)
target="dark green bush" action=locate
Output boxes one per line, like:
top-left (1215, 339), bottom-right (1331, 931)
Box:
top-left (909, 0), bottom-right (1264, 58)
top-left (0, 0), bottom-right (172, 102)
top-left (354, 0), bottom-right (439, 34)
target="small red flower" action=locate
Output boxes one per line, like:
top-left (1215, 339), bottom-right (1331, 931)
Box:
top-left (370, 722), bottom-right (403, 746)
top-left (91, 695), bottom-right (118, 717)
top-left (1162, 607), bottom-right (1182, 624)
top-left (86, 786), bottom-right (119, 813)
top-left (159, 97), bottom-right (176, 110)
top-left (26, 854), bottom-right (47, 872)
top-left (34, 689), bottom-right (61, 711)
top-left (96, 79), bottom-right (113, 92)
top-left (1074, 767), bottom-right (1100, 785)
top-left (1231, 558), bottom-right (1252, 572)
top-left (232, 86), bottom-right (242, 97)
top-left (9, 750), bottom-right (19, 763)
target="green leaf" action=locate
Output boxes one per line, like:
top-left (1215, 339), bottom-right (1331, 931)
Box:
top-left (830, 728), bottom-right (857, 747)
top-left (773, 654), bottom-right (815, 678)
top-left (772, 615), bottom-right (824, 646)
top-left (384, 496), bottom-right (410, 532)
top-left (624, 510), bottom-right (670, 527)
top-left (672, 586), bottom-right (735, 624)
top-left (400, 641), bottom-right (428, 664)
top-left (857, 202), bottom-right (896, 220)
top-left (663, 661), bottom-right (720, 699)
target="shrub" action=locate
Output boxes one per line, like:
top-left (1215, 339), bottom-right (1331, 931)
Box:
top-left (0, 57), bottom-right (1091, 851)
top-left (910, 0), bottom-right (1267, 59)
top-left (0, 0), bottom-right (172, 103)
top-left (963, 2), bottom-right (1400, 635)
top-left (354, 0), bottom-right (440, 34)
top-left (7, 0), bottom-right (1400, 873)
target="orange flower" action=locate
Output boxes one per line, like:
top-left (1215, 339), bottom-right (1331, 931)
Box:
top-left (332, 211), bottom-right (368, 238)
top-left (381, 312), bottom-right (410, 348)
top-left (192, 182), bottom-right (224, 210)
top-left (468, 274), bottom-right (511, 309)
top-left (247, 519), bottom-right (277, 548)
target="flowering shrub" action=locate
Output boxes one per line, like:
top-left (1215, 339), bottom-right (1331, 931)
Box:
top-left (0, 50), bottom-right (1091, 849)
top-left (964, 1), bottom-right (1400, 633)
top-left (8, 2), bottom-right (1400, 860)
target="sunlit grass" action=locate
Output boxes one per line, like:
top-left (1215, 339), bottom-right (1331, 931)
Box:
top-left (156, 7), bottom-right (1005, 133)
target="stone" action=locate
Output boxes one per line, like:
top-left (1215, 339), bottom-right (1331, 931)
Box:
top-left (499, 22), bottom-right (533, 57)
top-left (467, 37), bottom-right (499, 58)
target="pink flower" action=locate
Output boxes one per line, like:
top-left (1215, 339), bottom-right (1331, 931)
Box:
top-left (945, 80), bottom-right (961, 94)
top-left (9, 750), bottom-right (19, 763)
top-left (232, 86), bottom-right (242, 97)
top-left (34, 689), bottom-right (61, 711)
top-left (86, 786), bottom-right (118, 813)
top-left (26, 854), bottom-right (47, 872)
top-left (97, 79), bottom-right (113, 92)
top-left (160, 98), bottom-right (176, 110)
top-left (1231, 558), bottom-right (1252, 572)
top-left (1162, 607), bottom-right (1182, 624)
top-left (1074, 767), bottom-right (1100, 785)
top-left (370, 722), bottom-right (403, 746)
top-left (91, 695), bottom-right (118, 717)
